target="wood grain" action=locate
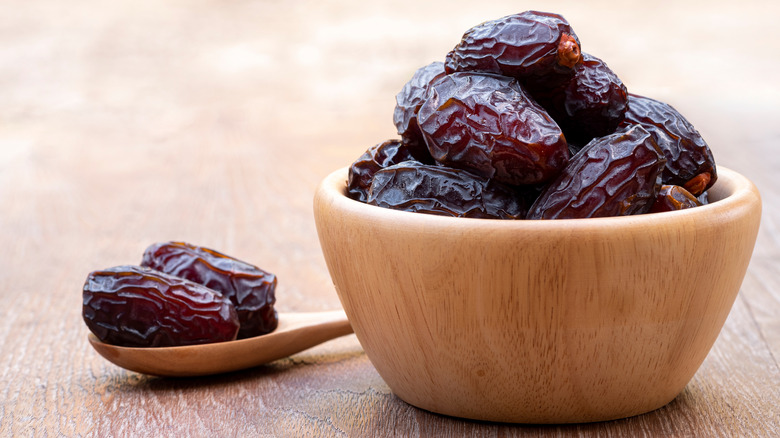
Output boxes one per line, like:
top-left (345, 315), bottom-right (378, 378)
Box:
top-left (314, 167), bottom-right (762, 424)
top-left (1, 0), bottom-right (778, 436)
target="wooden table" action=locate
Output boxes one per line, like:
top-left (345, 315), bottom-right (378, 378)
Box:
top-left (2, 1), bottom-right (778, 435)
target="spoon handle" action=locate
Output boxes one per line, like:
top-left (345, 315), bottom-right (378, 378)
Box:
top-left (278, 309), bottom-right (352, 332)
top-left (259, 310), bottom-right (354, 360)
top-left (194, 310), bottom-right (355, 375)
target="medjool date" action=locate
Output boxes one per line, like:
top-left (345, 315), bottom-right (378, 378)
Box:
top-left (367, 161), bottom-right (527, 219)
top-left (347, 139), bottom-right (417, 202)
top-left (538, 53), bottom-right (628, 148)
top-left (444, 11), bottom-right (582, 91)
top-left (620, 94), bottom-right (716, 195)
top-left (141, 242), bottom-right (277, 339)
top-left (527, 124), bottom-right (665, 219)
top-left (417, 72), bottom-right (570, 186)
top-left (393, 61), bottom-right (447, 159)
top-left (649, 185), bottom-right (702, 213)
top-left (83, 265), bottom-right (239, 347)
top-left (346, 10), bottom-right (716, 220)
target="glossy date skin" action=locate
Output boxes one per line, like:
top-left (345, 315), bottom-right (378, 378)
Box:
top-left (393, 61), bottom-right (446, 159)
top-left (539, 53), bottom-right (628, 148)
top-left (347, 11), bottom-right (716, 220)
top-left (347, 139), bottom-right (417, 203)
top-left (367, 162), bottom-right (527, 219)
top-left (83, 265), bottom-right (240, 347)
top-left (417, 72), bottom-right (570, 186)
top-left (444, 11), bottom-right (582, 92)
top-left (141, 242), bottom-right (278, 339)
top-left (649, 185), bottom-right (702, 213)
top-left (620, 94), bottom-right (716, 195)
top-left (527, 124), bottom-right (666, 219)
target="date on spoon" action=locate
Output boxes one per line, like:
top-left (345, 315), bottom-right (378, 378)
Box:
top-left (87, 310), bottom-right (353, 377)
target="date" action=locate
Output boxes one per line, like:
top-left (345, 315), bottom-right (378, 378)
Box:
top-left (527, 124), bottom-right (665, 219)
top-left (417, 72), bottom-right (570, 185)
top-left (537, 53), bottom-right (628, 148)
top-left (444, 11), bottom-right (582, 92)
top-left (649, 185), bottom-right (702, 213)
top-left (367, 161), bottom-right (527, 219)
top-left (141, 242), bottom-right (278, 339)
top-left (347, 139), bottom-right (417, 203)
top-left (393, 61), bottom-right (447, 160)
top-left (620, 94), bottom-right (716, 195)
top-left (83, 265), bottom-right (239, 347)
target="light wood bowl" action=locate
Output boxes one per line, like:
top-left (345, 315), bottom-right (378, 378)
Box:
top-left (313, 166), bottom-right (761, 424)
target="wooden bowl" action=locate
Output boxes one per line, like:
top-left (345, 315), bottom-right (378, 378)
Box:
top-left (313, 166), bottom-right (761, 423)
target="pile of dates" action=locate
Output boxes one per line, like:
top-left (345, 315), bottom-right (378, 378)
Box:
top-left (82, 242), bottom-right (278, 347)
top-left (347, 11), bottom-right (716, 219)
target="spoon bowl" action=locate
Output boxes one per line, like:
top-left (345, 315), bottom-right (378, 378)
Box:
top-left (88, 310), bottom-right (353, 377)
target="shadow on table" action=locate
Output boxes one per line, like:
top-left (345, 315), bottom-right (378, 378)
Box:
top-left (388, 387), bottom-right (707, 435)
top-left (99, 347), bottom-right (366, 393)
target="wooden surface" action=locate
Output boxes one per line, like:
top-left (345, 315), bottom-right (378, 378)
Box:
top-left (0, 0), bottom-right (777, 436)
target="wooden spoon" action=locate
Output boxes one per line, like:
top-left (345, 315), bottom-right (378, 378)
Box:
top-left (87, 310), bottom-right (353, 377)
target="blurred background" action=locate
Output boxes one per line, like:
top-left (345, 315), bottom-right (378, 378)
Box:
top-left (1, 0), bottom-right (778, 308)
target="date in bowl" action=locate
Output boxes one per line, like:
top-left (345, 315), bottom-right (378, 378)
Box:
top-left (313, 166), bottom-right (761, 424)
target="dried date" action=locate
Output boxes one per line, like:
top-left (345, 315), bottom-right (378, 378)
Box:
top-left (527, 124), bottom-right (665, 219)
top-left (367, 162), bottom-right (527, 219)
top-left (620, 94), bottom-right (716, 195)
top-left (649, 185), bottom-right (702, 213)
top-left (417, 72), bottom-right (570, 185)
top-left (141, 242), bottom-right (278, 339)
top-left (393, 61), bottom-right (447, 159)
top-left (444, 11), bottom-right (582, 92)
top-left (83, 265), bottom-right (239, 347)
top-left (347, 139), bottom-right (417, 202)
top-left (538, 53), bottom-right (628, 148)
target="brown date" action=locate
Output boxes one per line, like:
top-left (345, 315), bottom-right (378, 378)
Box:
top-left (367, 161), bottom-right (527, 219)
top-left (649, 185), bottom-right (702, 213)
top-left (527, 124), bottom-right (666, 219)
top-left (83, 265), bottom-right (239, 347)
top-left (347, 139), bottom-right (417, 203)
top-left (141, 241), bottom-right (277, 339)
top-left (620, 93), bottom-right (716, 195)
top-left (444, 11), bottom-right (582, 92)
top-left (537, 53), bottom-right (628, 148)
top-left (417, 72), bottom-right (570, 186)
top-left (393, 61), bottom-right (446, 160)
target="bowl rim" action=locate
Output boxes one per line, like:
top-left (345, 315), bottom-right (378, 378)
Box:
top-left (315, 166), bottom-right (761, 232)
